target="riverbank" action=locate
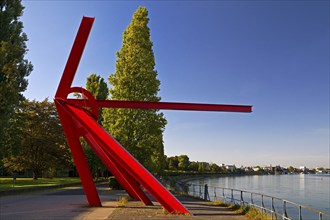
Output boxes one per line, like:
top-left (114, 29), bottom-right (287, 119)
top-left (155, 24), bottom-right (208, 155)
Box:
top-left (163, 172), bottom-right (258, 186)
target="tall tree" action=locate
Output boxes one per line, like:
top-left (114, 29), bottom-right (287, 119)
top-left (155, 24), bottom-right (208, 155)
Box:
top-left (0, 0), bottom-right (33, 144)
top-left (82, 73), bottom-right (108, 178)
top-left (2, 99), bottom-right (71, 179)
top-left (103, 7), bottom-right (167, 175)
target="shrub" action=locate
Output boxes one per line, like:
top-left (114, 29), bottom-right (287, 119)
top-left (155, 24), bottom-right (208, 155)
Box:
top-left (108, 176), bottom-right (122, 190)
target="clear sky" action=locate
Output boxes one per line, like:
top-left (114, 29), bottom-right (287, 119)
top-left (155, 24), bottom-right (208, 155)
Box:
top-left (21, 0), bottom-right (329, 168)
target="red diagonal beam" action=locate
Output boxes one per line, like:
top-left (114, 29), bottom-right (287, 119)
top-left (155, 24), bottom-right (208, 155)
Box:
top-left (54, 16), bottom-right (101, 207)
top-left (67, 99), bottom-right (252, 113)
top-left (56, 99), bottom-right (190, 214)
top-left (55, 17), bottom-right (94, 99)
top-left (83, 133), bottom-right (153, 205)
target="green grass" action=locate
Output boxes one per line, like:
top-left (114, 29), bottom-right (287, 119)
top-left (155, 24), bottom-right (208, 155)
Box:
top-left (211, 200), bottom-right (272, 220)
top-left (0, 177), bottom-right (81, 191)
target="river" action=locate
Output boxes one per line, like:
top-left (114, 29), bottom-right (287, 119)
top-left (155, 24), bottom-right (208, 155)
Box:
top-left (186, 174), bottom-right (330, 219)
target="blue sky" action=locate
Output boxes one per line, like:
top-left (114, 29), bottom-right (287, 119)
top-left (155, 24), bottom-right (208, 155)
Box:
top-left (21, 0), bottom-right (329, 168)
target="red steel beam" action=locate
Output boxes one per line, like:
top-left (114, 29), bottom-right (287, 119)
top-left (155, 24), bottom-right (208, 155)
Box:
top-left (83, 133), bottom-right (153, 205)
top-left (67, 99), bottom-right (252, 113)
top-left (56, 99), bottom-right (190, 214)
top-left (55, 17), bottom-right (94, 99)
top-left (54, 16), bottom-right (253, 214)
top-left (55, 102), bottom-right (101, 206)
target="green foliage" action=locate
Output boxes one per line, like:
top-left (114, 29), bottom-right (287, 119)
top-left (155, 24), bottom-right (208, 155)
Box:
top-left (81, 73), bottom-right (108, 178)
top-left (178, 155), bottom-right (190, 171)
top-left (188, 161), bottom-right (199, 171)
top-left (167, 156), bottom-right (179, 170)
top-left (108, 176), bottom-right (122, 190)
top-left (198, 162), bottom-right (210, 172)
top-left (2, 99), bottom-right (71, 179)
top-left (103, 7), bottom-right (167, 175)
top-left (81, 139), bottom-right (105, 179)
top-left (86, 73), bottom-right (108, 124)
top-left (288, 166), bottom-right (294, 173)
top-left (86, 73), bottom-right (108, 101)
top-left (0, 0), bottom-right (33, 143)
top-left (210, 163), bottom-right (221, 172)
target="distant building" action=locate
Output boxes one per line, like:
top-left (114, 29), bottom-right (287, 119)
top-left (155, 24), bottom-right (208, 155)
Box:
top-left (226, 165), bottom-right (235, 172)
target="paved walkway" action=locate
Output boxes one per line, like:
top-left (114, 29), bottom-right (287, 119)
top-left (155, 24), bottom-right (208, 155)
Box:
top-left (0, 183), bottom-right (247, 220)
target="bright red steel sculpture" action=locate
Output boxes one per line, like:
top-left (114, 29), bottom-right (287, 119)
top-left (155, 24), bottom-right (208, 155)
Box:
top-left (54, 16), bottom-right (252, 214)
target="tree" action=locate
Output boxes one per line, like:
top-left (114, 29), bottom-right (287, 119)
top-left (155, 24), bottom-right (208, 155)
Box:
top-left (2, 99), bottom-right (71, 179)
top-left (167, 156), bottom-right (179, 170)
top-left (86, 73), bottom-right (108, 124)
top-left (178, 155), bottom-right (190, 171)
top-left (103, 7), bottom-right (167, 175)
top-left (288, 166), bottom-right (295, 173)
top-left (0, 0), bottom-right (33, 144)
top-left (82, 73), bottom-right (108, 178)
top-left (198, 162), bottom-right (210, 173)
top-left (188, 161), bottom-right (199, 172)
top-left (210, 163), bottom-right (220, 172)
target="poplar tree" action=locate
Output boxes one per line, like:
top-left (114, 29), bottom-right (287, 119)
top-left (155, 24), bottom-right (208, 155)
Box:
top-left (103, 7), bottom-right (167, 175)
top-left (0, 0), bottom-right (33, 143)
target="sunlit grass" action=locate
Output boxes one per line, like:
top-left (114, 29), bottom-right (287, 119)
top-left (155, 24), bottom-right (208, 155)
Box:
top-left (0, 177), bottom-right (81, 191)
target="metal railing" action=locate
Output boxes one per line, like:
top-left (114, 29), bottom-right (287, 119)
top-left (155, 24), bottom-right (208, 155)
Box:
top-left (175, 181), bottom-right (330, 220)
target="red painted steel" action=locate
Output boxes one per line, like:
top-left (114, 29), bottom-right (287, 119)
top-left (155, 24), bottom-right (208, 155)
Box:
top-left (55, 99), bottom-right (190, 213)
top-left (54, 17), bottom-right (102, 207)
top-left (67, 99), bottom-right (252, 113)
top-left (54, 101), bottom-right (101, 207)
top-left (83, 133), bottom-right (153, 205)
top-left (54, 16), bottom-right (252, 214)
top-left (55, 17), bottom-right (94, 99)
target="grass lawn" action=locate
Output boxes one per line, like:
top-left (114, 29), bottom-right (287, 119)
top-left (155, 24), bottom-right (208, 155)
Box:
top-left (0, 177), bottom-right (81, 191)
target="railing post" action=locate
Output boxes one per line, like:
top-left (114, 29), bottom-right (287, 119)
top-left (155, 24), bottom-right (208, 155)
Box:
top-left (299, 205), bottom-right (302, 220)
top-left (283, 201), bottom-right (288, 219)
top-left (214, 188), bottom-right (217, 201)
top-left (271, 197), bottom-right (274, 220)
top-left (251, 193), bottom-right (254, 205)
top-left (240, 191), bottom-right (244, 206)
top-left (262, 195), bottom-right (265, 214)
top-left (231, 189), bottom-right (234, 204)
top-left (223, 188), bottom-right (225, 203)
top-left (192, 184), bottom-right (195, 197)
top-left (204, 184), bottom-right (209, 201)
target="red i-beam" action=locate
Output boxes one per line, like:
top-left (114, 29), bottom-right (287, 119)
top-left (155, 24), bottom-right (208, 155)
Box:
top-left (54, 16), bottom-right (252, 214)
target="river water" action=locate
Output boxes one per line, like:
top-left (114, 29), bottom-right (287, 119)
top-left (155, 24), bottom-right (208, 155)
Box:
top-left (187, 174), bottom-right (330, 219)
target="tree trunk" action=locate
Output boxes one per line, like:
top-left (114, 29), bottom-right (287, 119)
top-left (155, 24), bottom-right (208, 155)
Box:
top-left (33, 168), bottom-right (41, 180)
top-left (32, 171), bottom-right (38, 180)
